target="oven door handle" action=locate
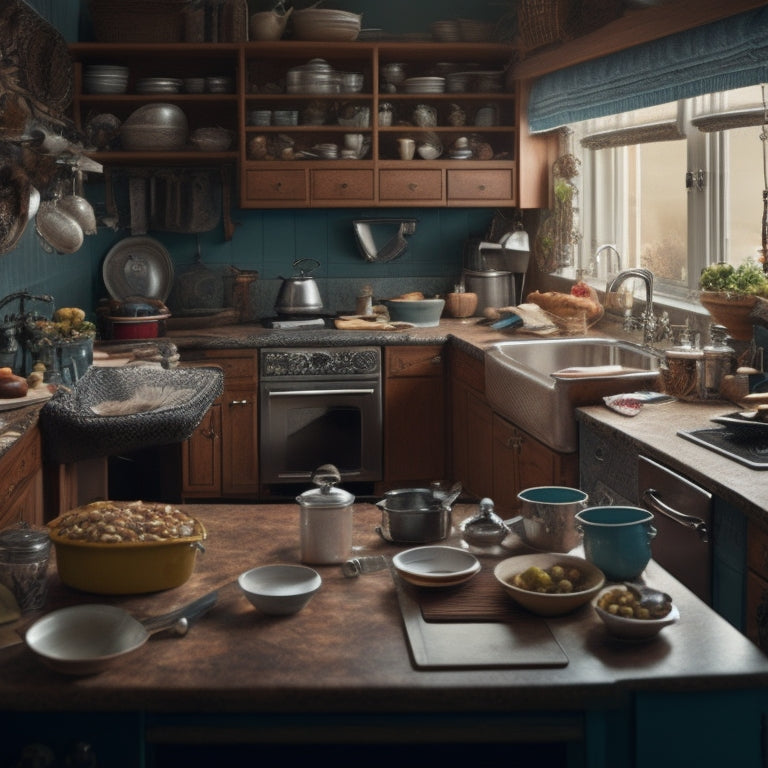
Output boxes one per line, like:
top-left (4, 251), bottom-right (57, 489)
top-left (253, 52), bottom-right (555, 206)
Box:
top-left (641, 488), bottom-right (709, 543)
top-left (267, 388), bottom-right (377, 397)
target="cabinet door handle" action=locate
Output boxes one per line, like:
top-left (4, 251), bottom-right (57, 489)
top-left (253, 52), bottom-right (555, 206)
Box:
top-left (641, 488), bottom-right (709, 543)
top-left (341, 182), bottom-right (348, 190)
top-left (408, 183), bottom-right (418, 191)
top-left (201, 427), bottom-right (219, 440)
top-left (478, 184), bottom-right (486, 191)
top-left (229, 399), bottom-right (249, 407)
top-left (431, 355), bottom-right (442, 365)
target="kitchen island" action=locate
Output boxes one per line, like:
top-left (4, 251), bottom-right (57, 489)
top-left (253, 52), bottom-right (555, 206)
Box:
top-left (2, 503), bottom-right (768, 767)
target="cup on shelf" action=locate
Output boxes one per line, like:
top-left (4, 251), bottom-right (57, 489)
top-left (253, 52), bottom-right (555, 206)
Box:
top-left (397, 137), bottom-right (416, 160)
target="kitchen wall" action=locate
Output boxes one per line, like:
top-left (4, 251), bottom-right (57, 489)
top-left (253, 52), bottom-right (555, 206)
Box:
top-left (0, 0), bottom-right (515, 320)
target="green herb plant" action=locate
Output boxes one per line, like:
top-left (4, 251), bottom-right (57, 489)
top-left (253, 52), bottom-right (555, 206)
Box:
top-left (699, 261), bottom-right (768, 297)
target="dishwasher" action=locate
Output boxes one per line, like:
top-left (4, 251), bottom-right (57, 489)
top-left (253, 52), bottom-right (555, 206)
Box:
top-left (637, 455), bottom-right (713, 604)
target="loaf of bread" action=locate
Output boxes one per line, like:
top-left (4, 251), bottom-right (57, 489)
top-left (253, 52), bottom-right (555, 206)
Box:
top-left (525, 290), bottom-right (602, 321)
top-left (0, 367), bottom-right (28, 399)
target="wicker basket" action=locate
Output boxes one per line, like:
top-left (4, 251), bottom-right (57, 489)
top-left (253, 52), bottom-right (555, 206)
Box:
top-left (90, 0), bottom-right (191, 43)
top-left (39, 365), bottom-right (223, 464)
top-left (518, 0), bottom-right (579, 51)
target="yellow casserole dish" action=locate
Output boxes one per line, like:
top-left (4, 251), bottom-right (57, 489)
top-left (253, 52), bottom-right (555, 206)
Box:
top-left (48, 501), bottom-right (206, 595)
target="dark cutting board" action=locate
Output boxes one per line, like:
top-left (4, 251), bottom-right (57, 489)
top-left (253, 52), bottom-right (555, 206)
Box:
top-left (392, 569), bottom-right (569, 670)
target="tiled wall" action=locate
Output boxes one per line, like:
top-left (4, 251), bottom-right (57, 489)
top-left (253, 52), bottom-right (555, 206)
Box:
top-left (0, 0), bottom-right (513, 321)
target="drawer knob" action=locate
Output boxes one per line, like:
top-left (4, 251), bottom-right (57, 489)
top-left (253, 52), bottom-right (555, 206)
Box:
top-left (229, 399), bottom-right (249, 407)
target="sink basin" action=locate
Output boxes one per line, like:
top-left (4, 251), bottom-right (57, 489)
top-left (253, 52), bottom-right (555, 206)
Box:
top-left (485, 337), bottom-right (661, 453)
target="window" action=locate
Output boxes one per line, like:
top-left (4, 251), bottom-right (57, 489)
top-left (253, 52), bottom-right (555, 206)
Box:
top-left (569, 85), bottom-right (767, 305)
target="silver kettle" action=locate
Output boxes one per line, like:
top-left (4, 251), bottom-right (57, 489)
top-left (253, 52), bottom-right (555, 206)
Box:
top-left (275, 258), bottom-right (323, 315)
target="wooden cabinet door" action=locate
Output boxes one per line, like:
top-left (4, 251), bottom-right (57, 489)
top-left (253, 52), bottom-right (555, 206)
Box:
top-left (0, 426), bottom-right (43, 528)
top-left (221, 389), bottom-right (260, 496)
top-left (384, 346), bottom-right (446, 486)
top-left (182, 403), bottom-right (221, 497)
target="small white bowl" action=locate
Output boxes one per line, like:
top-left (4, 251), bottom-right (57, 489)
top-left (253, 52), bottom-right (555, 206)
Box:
top-left (594, 587), bottom-right (680, 641)
top-left (238, 564), bottom-right (321, 615)
top-left (393, 545), bottom-right (480, 588)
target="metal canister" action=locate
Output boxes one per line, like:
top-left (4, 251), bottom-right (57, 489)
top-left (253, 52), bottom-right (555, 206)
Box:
top-left (0, 523), bottom-right (51, 611)
top-left (296, 464), bottom-right (355, 564)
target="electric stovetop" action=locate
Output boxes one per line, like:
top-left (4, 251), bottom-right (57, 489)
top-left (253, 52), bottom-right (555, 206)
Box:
top-left (678, 426), bottom-right (768, 470)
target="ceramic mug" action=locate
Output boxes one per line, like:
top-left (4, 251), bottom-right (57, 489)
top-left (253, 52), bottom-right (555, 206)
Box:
top-left (397, 137), bottom-right (415, 160)
top-left (575, 506), bottom-right (656, 580)
top-left (344, 133), bottom-right (364, 153)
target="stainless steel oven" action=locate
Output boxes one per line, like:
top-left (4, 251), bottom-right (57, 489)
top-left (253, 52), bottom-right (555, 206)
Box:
top-left (259, 347), bottom-right (382, 484)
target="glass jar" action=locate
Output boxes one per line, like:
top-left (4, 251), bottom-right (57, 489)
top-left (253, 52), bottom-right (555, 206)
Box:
top-left (0, 523), bottom-right (51, 612)
top-left (701, 324), bottom-right (735, 400)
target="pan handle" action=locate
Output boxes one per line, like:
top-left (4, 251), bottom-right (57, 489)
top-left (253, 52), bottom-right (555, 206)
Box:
top-left (141, 589), bottom-right (218, 636)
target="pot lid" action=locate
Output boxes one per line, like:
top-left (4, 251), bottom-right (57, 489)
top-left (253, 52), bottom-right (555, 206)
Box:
top-left (103, 236), bottom-right (174, 301)
top-left (296, 464), bottom-right (354, 508)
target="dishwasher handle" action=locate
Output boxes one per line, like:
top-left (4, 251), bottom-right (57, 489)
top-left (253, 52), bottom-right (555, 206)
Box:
top-left (641, 488), bottom-right (709, 543)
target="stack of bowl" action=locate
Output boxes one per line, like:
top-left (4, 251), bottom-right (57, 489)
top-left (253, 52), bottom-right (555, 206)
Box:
top-left (292, 8), bottom-right (362, 41)
top-left (84, 64), bottom-right (129, 94)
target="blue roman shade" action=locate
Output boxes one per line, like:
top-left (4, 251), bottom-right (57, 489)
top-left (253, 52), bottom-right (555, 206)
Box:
top-left (528, 7), bottom-right (768, 133)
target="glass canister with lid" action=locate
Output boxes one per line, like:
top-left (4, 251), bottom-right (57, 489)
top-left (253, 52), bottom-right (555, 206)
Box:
top-left (297, 464), bottom-right (355, 565)
top-left (0, 522), bottom-right (52, 611)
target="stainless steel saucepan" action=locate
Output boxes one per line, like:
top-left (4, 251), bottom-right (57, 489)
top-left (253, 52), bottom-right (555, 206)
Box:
top-left (25, 589), bottom-right (218, 675)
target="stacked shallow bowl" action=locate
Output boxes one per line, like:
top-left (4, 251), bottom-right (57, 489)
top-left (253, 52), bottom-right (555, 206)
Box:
top-left (292, 8), bottom-right (361, 41)
top-left (83, 64), bottom-right (129, 94)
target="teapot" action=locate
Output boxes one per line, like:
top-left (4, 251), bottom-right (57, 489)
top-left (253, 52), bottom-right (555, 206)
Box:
top-left (274, 258), bottom-right (323, 315)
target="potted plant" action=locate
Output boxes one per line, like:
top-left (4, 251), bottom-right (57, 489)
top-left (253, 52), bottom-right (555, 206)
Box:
top-left (698, 261), bottom-right (768, 340)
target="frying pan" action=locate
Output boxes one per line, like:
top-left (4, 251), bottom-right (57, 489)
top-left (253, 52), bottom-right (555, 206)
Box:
top-left (25, 589), bottom-right (217, 675)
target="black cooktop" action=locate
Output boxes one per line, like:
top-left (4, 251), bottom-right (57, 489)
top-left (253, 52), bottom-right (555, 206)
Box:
top-left (678, 427), bottom-right (768, 470)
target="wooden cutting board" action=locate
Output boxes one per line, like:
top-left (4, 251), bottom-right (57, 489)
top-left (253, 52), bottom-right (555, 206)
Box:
top-left (334, 317), bottom-right (412, 331)
top-left (392, 570), bottom-right (568, 670)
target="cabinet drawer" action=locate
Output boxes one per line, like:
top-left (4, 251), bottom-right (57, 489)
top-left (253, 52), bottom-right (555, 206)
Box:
top-left (182, 350), bottom-right (258, 388)
top-left (379, 170), bottom-right (443, 202)
top-left (311, 170), bottom-right (374, 201)
top-left (446, 169), bottom-right (514, 201)
top-left (245, 169), bottom-right (307, 203)
top-left (385, 345), bottom-right (443, 378)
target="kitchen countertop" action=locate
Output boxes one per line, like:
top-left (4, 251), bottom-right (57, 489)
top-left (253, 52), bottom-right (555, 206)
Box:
top-left (3, 503), bottom-right (767, 719)
top-left (577, 400), bottom-right (768, 525)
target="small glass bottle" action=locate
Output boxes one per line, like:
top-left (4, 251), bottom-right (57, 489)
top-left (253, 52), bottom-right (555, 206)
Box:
top-left (663, 325), bottom-right (703, 400)
top-left (701, 324), bottom-right (735, 400)
top-left (0, 522), bottom-right (51, 612)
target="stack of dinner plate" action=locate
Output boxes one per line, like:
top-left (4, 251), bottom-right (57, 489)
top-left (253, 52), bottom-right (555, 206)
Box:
top-left (431, 19), bottom-right (460, 42)
top-left (83, 65), bottom-right (129, 94)
top-left (403, 77), bottom-right (445, 94)
top-left (136, 77), bottom-right (182, 94)
top-left (292, 8), bottom-right (361, 41)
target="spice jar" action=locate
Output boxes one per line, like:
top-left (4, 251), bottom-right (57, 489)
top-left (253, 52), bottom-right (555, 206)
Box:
top-left (297, 464), bottom-right (355, 564)
top-left (0, 523), bottom-right (51, 612)
top-left (701, 324), bottom-right (735, 400)
top-left (662, 326), bottom-right (702, 400)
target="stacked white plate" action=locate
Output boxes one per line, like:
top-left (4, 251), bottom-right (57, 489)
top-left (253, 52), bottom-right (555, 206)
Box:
top-left (84, 65), bottom-right (129, 94)
top-left (292, 8), bottom-right (361, 41)
top-left (431, 19), bottom-right (460, 42)
top-left (403, 77), bottom-right (445, 94)
top-left (393, 546), bottom-right (481, 588)
top-left (136, 77), bottom-right (182, 94)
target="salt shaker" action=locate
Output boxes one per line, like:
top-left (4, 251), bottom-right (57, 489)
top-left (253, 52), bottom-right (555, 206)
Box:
top-left (297, 464), bottom-right (355, 564)
top-left (0, 522), bottom-right (51, 612)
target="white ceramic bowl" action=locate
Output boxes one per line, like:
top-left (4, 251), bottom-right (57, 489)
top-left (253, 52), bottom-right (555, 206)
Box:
top-left (494, 553), bottom-right (605, 617)
top-left (594, 587), bottom-right (680, 641)
top-left (238, 564), bottom-right (321, 615)
top-left (392, 545), bottom-right (480, 588)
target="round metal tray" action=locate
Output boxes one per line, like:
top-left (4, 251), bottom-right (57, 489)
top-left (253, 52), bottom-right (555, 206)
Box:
top-left (103, 236), bottom-right (174, 301)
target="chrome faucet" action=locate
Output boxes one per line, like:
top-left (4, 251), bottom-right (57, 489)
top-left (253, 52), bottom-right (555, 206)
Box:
top-left (605, 268), bottom-right (658, 345)
top-left (594, 243), bottom-right (622, 276)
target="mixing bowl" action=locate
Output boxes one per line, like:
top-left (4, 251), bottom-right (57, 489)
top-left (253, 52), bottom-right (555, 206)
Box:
top-left (238, 564), bottom-right (321, 615)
